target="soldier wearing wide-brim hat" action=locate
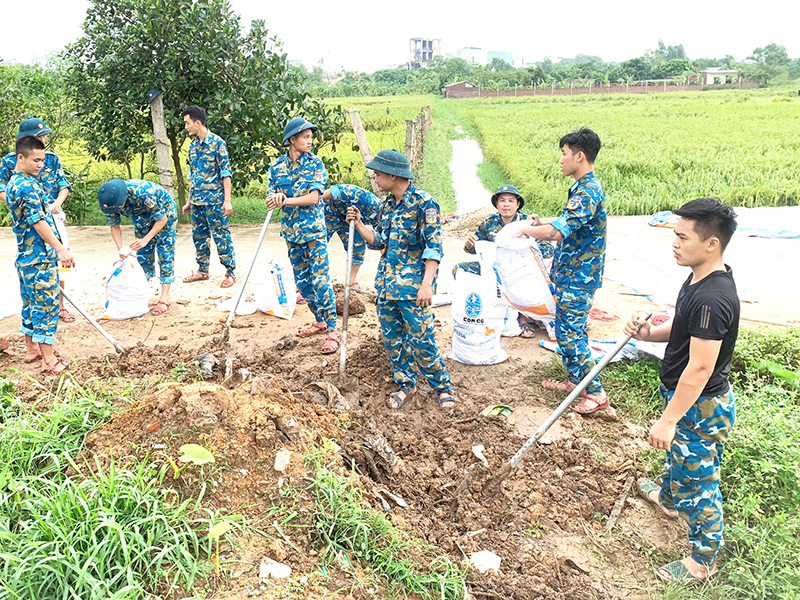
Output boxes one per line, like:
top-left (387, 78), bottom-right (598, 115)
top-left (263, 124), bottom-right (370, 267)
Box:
top-left (0, 118), bottom-right (75, 323)
top-left (266, 117), bottom-right (339, 355)
top-left (98, 178), bottom-right (178, 315)
top-left (346, 149), bottom-right (456, 411)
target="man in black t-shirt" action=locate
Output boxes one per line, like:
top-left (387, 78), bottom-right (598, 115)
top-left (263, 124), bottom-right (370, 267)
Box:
top-left (624, 198), bottom-right (739, 584)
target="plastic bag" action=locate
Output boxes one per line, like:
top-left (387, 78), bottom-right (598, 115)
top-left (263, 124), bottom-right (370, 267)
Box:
top-left (98, 255), bottom-right (150, 321)
top-left (252, 260), bottom-right (297, 320)
top-left (450, 270), bottom-right (508, 365)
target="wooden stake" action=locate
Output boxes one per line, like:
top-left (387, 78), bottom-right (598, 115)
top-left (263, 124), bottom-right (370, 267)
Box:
top-left (347, 108), bottom-right (380, 194)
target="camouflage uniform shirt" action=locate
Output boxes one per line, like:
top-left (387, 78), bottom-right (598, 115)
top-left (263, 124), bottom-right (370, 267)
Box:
top-left (549, 171), bottom-right (606, 290)
top-left (187, 132), bottom-right (232, 206)
top-left (1, 151), bottom-right (70, 201)
top-left (465, 211), bottom-right (528, 253)
top-left (268, 152), bottom-right (328, 244)
top-left (369, 183), bottom-right (443, 301)
top-left (105, 179), bottom-right (177, 226)
top-left (5, 172), bottom-right (59, 266)
top-left (325, 184), bottom-right (381, 228)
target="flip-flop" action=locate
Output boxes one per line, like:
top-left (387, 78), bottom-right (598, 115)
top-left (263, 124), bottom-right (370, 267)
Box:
top-left (386, 385), bottom-right (415, 409)
top-left (541, 379), bottom-right (576, 392)
top-left (573, 390), bottom-right (610, 414)
top-left (437, 392), bottom-right (456, 410)
top-left (519, 322), bottom-right (537, 338)
top-left (220, 274), bottom-right (236, 288)
top-left (656, 559), bottom-right (717, 584)
top-left (321, 333), bottom-right (339, 355)
top-left (298, 322), bottom-right (328, 337)
top-left (350, 282), bottom-right (368, 294)
top-left (637, 478), bottom-right (679, 519)
top-left (41, 358), bottom-right (69, 376)
top-left (59, 308), bottom-right (76, 322)
top-left (24, 353), bottom-right (43, 364)
top-left (182, 271), bottom-right (210, 283)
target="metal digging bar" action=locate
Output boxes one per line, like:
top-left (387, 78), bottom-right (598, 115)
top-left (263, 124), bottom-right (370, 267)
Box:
top-left (60, 288), bottom-right (126, 355)
top-left (482, 312), bottom-right (652, 494)
top-left (217, 209), bottom-right (274, 344)
top-left (338, 219), bottom-right (356, 376)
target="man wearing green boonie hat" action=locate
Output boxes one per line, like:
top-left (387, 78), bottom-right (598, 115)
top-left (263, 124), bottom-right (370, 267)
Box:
top-left (346, 149), bottom-right (456, 411)
top-left (0, 118), bottom-right (75, 323)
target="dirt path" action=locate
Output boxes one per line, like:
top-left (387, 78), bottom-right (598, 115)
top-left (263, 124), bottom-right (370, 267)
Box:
top-left (0, 217), bottom-right (796, 598)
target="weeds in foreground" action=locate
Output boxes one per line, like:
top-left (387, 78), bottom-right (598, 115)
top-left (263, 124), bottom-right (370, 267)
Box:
top-left (303, 443), bottom-right (466, 600)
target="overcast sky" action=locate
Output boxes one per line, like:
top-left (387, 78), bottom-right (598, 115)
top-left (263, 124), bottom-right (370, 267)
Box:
top-left (2, 0), bottom-right (798, 72)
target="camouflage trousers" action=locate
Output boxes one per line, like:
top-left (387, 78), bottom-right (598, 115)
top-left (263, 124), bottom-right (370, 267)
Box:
top-left (190, 203), bottom-right (235, 275)
top-left (287, 238), bottom-right (337, 331)
top-left (133, 216), bottom-right (177, 284)
top-left (17, 262), bottom-right (59, 345)
top-left (326, 215), bottom-right (367, 266)
top-left (376, 298), bottom-right (452, 394)
top-left (656, 385), bottom-right (734, 566)
top-left (555, 286), bottom-right (602, 395)
top-left (452, 261), bottom-right (481, 278)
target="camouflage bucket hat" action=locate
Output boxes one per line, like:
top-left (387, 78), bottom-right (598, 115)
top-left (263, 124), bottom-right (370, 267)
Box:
top-left (491, 184), bottom-right (524, 209)
top-left (365, 149), bottom-right (414, 180)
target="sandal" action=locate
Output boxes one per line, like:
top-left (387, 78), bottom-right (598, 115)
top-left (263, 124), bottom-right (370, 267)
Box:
top-left (41, 358), bottom-right (69, 375)
top-left (183, 271), bottom-right (209, 283)
top-left (321, 333), bottom-right (339, 355)
top-left (519, 322), bottom-right (536, 338)
top-left (350, 282), bottom-right (368, 294)
top-left (656, 559), bottom-right (717, 584)
top-left (386, 385), bottom-right (416, 409)
top-left (296, 291), bottom-right (307, 305)
top-left (298, 322), bottom-right (328, 337)
top-left (220, 274), bottom-right (236, 288)
top-left (637, 478), bottom-right (679, 519)
top-left (59, 308), bottom-right (76, 322)
top-left (437, 392), bottom-right (456, 410)
top-left (150, 301), bottom-right (170, 315)
top-left (573, 390), bottom-right (610, 414)
top-left (541, 379), bottom-right (576, 392)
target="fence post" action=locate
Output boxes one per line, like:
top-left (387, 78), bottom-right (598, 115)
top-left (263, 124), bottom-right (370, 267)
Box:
top-left (348, 108), bottom-right (380, 194)
top-left (404, 119), bottom-right (415, 166)
top-left (147, 90), bottom-right (175, 199)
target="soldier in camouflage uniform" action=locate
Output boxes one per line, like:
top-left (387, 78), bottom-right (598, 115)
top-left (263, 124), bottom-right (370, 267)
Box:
top-left (453, 184), bottom-right (554, 278)
top-left (0, 118), bottom-right (75, 322)
top-left (624, 197), bottom-right (739, 583)
top-left (346, 149), bottom-right (455, 411)
top-left (98, 179), bottom-right (178, 314)
top-left (513, 129), bottom-right (607, 413)
top-left (5, 136), bottom-right (74, 375)
top-left (180, 106), bottom-right (236, 288)
top-left (267, 118), bottom-right (338, 354)
top-left (321, 184), bottom-right (381, 292)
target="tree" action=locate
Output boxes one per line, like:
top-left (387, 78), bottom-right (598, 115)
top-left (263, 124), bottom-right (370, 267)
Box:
top-left (64, 0), bottom-right (345, 208)
top-left (747, 43), bottom-right (791, 85)
top-left (655, 58), bottom-right (695, 78)
top-left (618, 57), bottom-right (653, 81)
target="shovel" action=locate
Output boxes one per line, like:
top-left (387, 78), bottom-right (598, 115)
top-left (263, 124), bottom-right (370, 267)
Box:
top-left (482, 312), bottom-right (652, 495)
top-left (60, 288), bottom-right (126, 355)
top-left (338, 219), bottom-right (356, 376)
top-left (217, 209), bottom-right (274, 344)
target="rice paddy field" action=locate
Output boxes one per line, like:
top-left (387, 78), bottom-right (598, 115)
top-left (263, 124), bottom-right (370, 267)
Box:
top-left (456, 89), bottom-right (800, 216)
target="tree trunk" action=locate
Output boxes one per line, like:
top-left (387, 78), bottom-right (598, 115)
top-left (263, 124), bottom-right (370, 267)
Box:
top-left (167, 129), bottom-right (187, 220)
top-left (149, 93), bottom-right (175, 198)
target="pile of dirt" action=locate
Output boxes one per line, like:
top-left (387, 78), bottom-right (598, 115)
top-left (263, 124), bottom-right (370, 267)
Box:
top-left (444, 207), bottom-right (494, 237)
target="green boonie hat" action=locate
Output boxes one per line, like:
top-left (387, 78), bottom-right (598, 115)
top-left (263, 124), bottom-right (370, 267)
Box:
top-left (97, 179), bottom-right (128, 215)
top-left (282, 117), bottom-right (317, 147)
top-left (491, 184), bottom-right (524, 209)
top-left (365, 149), bottom-right (414, 180)
top-left (17, 118), bottom-right (53, 139)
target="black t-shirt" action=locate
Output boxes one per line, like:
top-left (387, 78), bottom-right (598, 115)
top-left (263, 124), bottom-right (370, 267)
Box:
top-left (660, 266), bottom-right (740, 397)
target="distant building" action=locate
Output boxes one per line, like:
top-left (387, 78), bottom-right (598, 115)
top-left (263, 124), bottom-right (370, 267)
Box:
top-left (702, 67), bottom-right (738, 85)
top-left (487, 51), bottom-right (514, 67)
top-left (456, 47), bottom-right (487, 66)
top-left (409, 38), bottom-right (442, 69)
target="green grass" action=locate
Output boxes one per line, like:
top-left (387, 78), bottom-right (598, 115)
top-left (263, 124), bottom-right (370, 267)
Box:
top-left (456, 88), bottom-right (800, 217)
top-left (0, 375), bottom-right (232, 599)
top-left (303, 442), bottom-right (466, 599)
top-left (603, 326), bottom-right (800, 600)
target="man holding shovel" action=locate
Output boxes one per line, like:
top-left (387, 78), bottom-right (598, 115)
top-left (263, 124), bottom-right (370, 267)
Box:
top-left (346, 149), bottom-right (455, 411)
top-left (5, 136), bottom-right (75, 374)
top-left (624, 198), bottom-right (739, 584)
top-left (0, 118), bottom-right (75, 323)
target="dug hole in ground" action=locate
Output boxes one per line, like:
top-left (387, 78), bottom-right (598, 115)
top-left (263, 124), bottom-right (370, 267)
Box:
top-left (0, 216), bottom-right (797, 599)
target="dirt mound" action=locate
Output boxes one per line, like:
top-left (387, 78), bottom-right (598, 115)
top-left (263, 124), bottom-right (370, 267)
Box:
top-left (444, 207), bottom-right (494, 237)
top-left (333, 282), bottom-right (366, 316)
